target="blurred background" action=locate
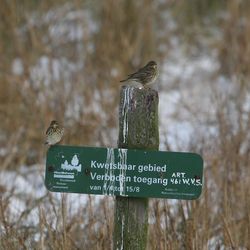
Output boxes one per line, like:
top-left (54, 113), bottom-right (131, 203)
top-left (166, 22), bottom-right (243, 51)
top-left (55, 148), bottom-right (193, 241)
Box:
top-left (0, 0), bottom-right (250, 249)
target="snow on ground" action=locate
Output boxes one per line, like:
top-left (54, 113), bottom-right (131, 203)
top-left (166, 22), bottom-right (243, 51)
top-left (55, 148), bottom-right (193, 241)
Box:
top-left (159, 49), bottom-right (222, 150)
top-left (0, 164), bottom-right (109, 228)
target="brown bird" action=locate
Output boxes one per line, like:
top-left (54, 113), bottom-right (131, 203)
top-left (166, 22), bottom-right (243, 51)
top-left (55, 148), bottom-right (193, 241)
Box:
top-left (45, 120), bottom-right (64, 146)
top-left (120, 61), bottom-right (158, 87)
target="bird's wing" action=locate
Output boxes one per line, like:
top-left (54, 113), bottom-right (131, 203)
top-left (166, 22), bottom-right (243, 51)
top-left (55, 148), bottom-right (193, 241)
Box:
top-left (46, 127), bottom-right (51, 135)
top-left (127, 64), bottom-right (145, 76)
top-left (120, 64), bottom-right (147, 82)
top-left (127, 71), bottom-right (137, 77)
top-left (120, 71), bottom-right (137, 82)
top-left (135, 68), bottom-right (150, 79)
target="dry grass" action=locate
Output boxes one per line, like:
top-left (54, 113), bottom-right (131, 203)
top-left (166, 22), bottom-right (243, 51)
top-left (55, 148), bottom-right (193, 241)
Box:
top-left (0, 0), bottom-right (250, 249)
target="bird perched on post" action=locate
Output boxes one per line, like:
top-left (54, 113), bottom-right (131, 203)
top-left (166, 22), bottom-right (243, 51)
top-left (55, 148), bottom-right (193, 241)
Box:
top-left (120, 61), bottom-right (158, 87)
top-left (45, 120), bottom-right (64, 146)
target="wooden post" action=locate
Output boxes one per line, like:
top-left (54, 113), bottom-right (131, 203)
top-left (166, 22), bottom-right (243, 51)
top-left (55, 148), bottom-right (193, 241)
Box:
top-left (113, 86), bottom-right (159, 250)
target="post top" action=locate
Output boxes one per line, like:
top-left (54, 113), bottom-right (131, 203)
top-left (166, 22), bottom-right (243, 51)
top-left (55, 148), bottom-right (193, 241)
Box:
top-left (121, 85), bottom-right (158, 95)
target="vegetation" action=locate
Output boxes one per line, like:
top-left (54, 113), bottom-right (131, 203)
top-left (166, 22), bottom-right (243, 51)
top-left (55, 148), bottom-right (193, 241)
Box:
top-left (0, 0), bottom-right (249, 249)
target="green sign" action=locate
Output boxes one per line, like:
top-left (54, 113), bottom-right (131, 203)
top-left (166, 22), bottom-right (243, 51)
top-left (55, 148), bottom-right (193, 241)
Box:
top-left (45, 145), bottom-right (203, 200)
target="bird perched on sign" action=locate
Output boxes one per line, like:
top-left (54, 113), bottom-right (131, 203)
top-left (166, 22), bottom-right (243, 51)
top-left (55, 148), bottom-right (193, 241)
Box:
top-left (120, 61), bottom-right (158, 87)
top-left (45, 120), bottom-right (64, 146)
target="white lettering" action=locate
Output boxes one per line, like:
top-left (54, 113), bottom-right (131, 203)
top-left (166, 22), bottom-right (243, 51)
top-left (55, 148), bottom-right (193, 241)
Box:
top-left (138, 164), bottom-right (167, 173)
top-left (133, 176), bottom-right (168, 186)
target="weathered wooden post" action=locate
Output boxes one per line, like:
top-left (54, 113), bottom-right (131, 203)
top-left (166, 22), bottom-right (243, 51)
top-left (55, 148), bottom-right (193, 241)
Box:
top-left (113, 86), bottom-right (159, 250)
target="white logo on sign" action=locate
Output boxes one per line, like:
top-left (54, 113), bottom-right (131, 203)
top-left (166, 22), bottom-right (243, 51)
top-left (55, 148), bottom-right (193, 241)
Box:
top-left (61, 154), bottom-right (82, 172)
